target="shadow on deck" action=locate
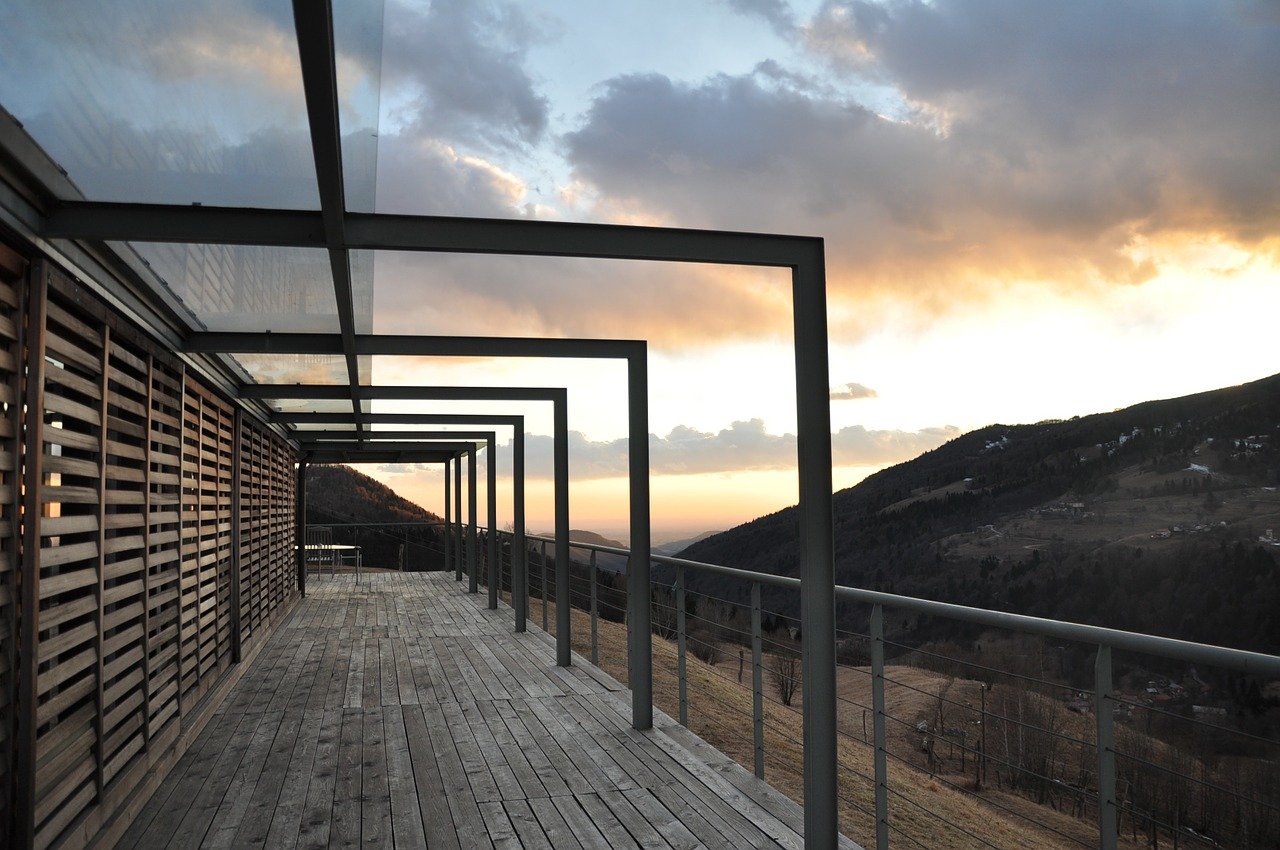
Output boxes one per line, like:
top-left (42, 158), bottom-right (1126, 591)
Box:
top-left (114, 572), bottom-right (843, 849)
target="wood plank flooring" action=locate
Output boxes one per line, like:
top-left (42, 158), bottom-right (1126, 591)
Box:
top-left (114, 572), bottom-right (842, 849)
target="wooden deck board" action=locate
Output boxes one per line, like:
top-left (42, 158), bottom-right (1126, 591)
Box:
top-left (113, 572), bottom-right (853, 849)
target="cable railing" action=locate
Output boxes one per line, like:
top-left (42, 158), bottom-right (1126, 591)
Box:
top-left (307, 518), bottom-right (1279, 849)
top-left (465, 526), bottom-right (1280, 850)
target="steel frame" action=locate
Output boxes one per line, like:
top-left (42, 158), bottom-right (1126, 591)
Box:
top-left (17, 2), bottom-right (836, 842)
top-left (271, 384), bottom-right (570, 647)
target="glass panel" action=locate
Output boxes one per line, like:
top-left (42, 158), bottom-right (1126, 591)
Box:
top-left (266, 398), bottom-right (353, 415)
top-left (334, 0), bottom-right (384, 214)
top-left (0, 0), bottom-right (319, 207)
top-left (135, 243), bottom-right (339, 334)
top-left (235, 353), bottom-right (347, 385)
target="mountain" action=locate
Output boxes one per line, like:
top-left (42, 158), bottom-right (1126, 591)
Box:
top-left (305, 465), bottom-right (445, 570)
top-left (677, 373), bottom-right (1280, 661)
top-left (567, 530), bottom-right (629, 573)
top-left (653, 530), bottom-right (720, 557)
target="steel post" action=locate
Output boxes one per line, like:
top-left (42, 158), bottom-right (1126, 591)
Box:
top-left (443, 458), bottom-right (451, 575)
top-left (541, 540), bottom-right (548, 631)
top-left (487, 435), bottom-right (498, 609)
top-left (590, 550), bottom-right (599, 666)
top-left (627, 349), bottom-right (653, 729)
top-left (1097, 645), bottom-right (1118, 850)
top-left (871, 604), bottom-right (889, 850)
top-left (752, 581), bottom-right (764, 779)
top-left (677, 565), bottom-right (687, 726)
top-left (794, 250), bottom-right (836, 847)
top-left (467, 447), bottom-right (478, 593)
top-left (297, 460), bottom-right (308, 597)
top-left (513, 429), bottom-right (527, 631)
top-left (553, 389), bottom-right (570, 665)
top-left (454, 456), bottom-right (462, 581)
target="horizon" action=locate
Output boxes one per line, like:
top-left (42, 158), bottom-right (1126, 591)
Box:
top-left (8, 1), bottom-right (1276, 536)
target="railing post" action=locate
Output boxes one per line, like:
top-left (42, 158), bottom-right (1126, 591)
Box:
top-left (590, 550), bottom-right (599, 666)
top-left (467, 447), bottom-right (478, 593)
top-left (541, 539), bottom-right (548, 631)
top-left (553, 390), bottom-right (571, 666)
top-left (751, 581), bottom-right (764, 780)
top-left (487, 434), bottom-right (498, 610)
top-left (453, 454), bottom-right (462, 581)
top-left (1096, 645), bottom-right (1117, 850)
top-left (443, 458), bottom-right (451, 576)
top-left (871, 603), bottom-right (889, 850)
top-left (296, 460), bottom-right (308, 597)
top-left (513, 427), bottom-right (526, 632)
top-left (677, 564), bottom-right (687, 726)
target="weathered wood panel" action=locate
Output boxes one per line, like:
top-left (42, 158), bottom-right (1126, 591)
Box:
top-left (0, 242), bottom-right (26, 847)
top-left (5, 260), bottom-right (301, 850)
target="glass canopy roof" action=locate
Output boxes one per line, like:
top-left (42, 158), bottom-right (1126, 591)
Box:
top-left (0, 0), bottom-right (380, 383)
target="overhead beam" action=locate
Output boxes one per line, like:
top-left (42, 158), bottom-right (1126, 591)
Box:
top-left (187, 332), bottom-right (640, 360)
top-left (290, 0), bottom-right (363, 435)
top-left (244, 383), bottom-right (565, 402)
top-left (44, 202), bottom-right (818, 267)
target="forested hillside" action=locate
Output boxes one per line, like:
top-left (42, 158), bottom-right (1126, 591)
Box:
top-left (304, 465), bottom-right (445, 570)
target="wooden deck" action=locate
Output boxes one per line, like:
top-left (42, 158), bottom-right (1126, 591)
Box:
top-left (114, 572), bottom-right (840, 849)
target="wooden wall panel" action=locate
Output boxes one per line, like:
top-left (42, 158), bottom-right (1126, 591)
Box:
top-left (179, 377), bottom-right (235, 711)
top-left (0, 249), bottom-right (24, 847)
top-left (237, 418), bottom-right (297, 656)
top-left (33, 277), bottom-right (108, 848)
top-left (5, 259), bottom-right (300, 850)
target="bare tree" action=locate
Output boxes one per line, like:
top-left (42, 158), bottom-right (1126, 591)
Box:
top-left (769, 648), bottom-right (801, 706)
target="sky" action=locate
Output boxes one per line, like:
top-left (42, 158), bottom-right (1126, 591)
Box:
top-left (3, 0), bottom-right (1279, 541)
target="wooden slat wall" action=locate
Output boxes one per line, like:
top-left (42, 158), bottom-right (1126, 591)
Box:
top-left (237, 418), bottom-right (298, 656)
top-left (35, 279), bottom-right (110, 848)
top-left (178, 378), bottom-right (235, 710)
top-left (0, 249), bottom-right (24, 847)
top-left (11, 262), bottom-right (300, 850)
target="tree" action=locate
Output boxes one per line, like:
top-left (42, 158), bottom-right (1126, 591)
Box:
top-left (769, 644), bottom-right (801, 706)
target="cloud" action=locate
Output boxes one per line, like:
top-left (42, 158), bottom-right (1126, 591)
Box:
top-left (830, 382), bottom-right (878, 400)
top-left (563, 1), bottom-right (1280, 319)
top-left (504, 418), bottom-right (958, 480)
top-left (379, 0), bottom-right (550, 150)
top-left (722, 0), bottom-right (797, 36)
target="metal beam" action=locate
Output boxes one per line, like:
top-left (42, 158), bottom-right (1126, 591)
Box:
top-left (244, 383), bottom-right (567, 402)
top-left (187, 332), bottom-right (640, 360)
top-left (258, 382), bottom-right (571, 658)
top-left (45, 201), bottom-right (818, 267)
top-left (290, 0), bottom-right (363, 435)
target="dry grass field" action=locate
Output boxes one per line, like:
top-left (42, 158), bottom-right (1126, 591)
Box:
top-left (513, 589), bottom-right (1153, 850)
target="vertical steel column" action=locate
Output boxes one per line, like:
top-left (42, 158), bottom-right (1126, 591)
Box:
top-left (15, 261), bottom-right (48, 849)
top-left (794, 249), bottom-right (836, 846)
top-left (230, 410), bottom-right (242, 663)
top-left (553, 390), bottom-right (571, 666)
top-left (487, 435), bottom-right (498, 609)
top-left (590, 550), bottom-right (599, 665)
top-left (1096, 645), bottom-right (1117, 850)
top-left (751, 581), bottom-right (764, 779)
top-left (296, 460), bottom-right (308, 597)
top-left (626, 348), bottom-right (653, 730)
top-left (443, 458), bottom-right (451, 575)
top-left (467, 447), bottom-right (477, 592)
top-left (677, 564), bottom-right (687, 726)
top-left (540, 540), bottom-right (548, 631)
top-left (871, 604), bottom-right (889, 850)
top-left (513, 429), bottom-right (527, 631)
top-left (453, 454), bottom-right (462, 581)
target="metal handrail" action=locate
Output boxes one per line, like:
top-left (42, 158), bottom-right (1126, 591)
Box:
top-left (513, 530), bottom-right (1280, 678)
top-left (471, 525), bottom-right (1280, 850)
